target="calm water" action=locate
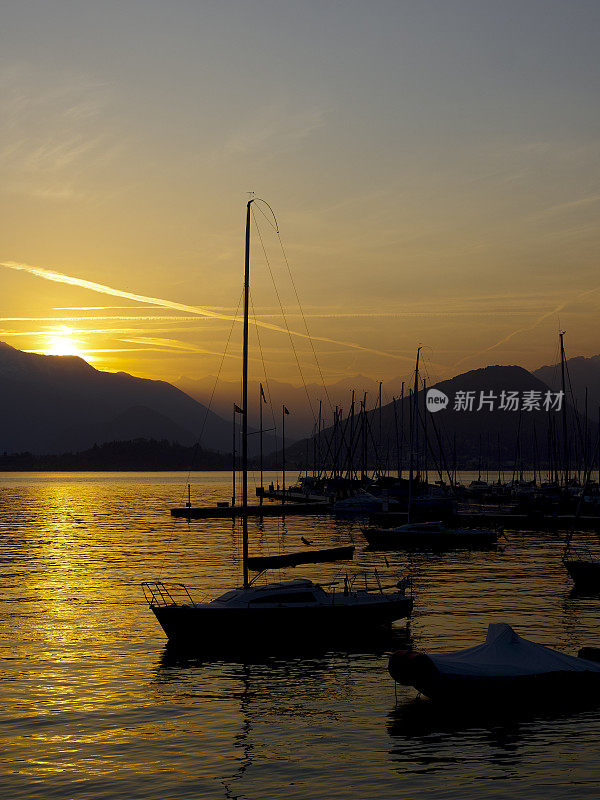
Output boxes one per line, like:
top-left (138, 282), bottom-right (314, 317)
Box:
top-left (1, 471), bottom-right (600, 799)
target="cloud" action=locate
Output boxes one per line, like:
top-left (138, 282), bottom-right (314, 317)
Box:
top-left (453, 284), bottom-right (600, 368)
top-left (217, 102), bottom-right (328, 160)
top-left (0, 260), bottom-right (414, 363)
top-left (0, 64), bottom-right (123, 201)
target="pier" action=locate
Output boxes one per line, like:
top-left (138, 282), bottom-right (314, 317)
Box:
top-left (170, 502), bottom-right (332, 519)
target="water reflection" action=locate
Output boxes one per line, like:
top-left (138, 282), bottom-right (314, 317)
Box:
top-left (4, 473), bottom-right (600, 799)
top-left (157, 623), bottom-right (412, 669)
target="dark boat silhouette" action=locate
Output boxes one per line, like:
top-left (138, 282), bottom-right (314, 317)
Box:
top-left (388, 623), bottom-right (600, 706)
top-left (143, 199), bottom-right (412, 648)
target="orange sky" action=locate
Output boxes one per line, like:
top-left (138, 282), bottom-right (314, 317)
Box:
top-left (1, 2), bottom-right (598, 391)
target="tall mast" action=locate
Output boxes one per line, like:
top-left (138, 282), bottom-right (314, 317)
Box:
top-left (232, 405), bottom-right (237, 507)
top-left (393, 395), bottom-right (400, 479)
top-left (242, 199), bottom-right (252, 589)
top-left (282, 405), bottom-right (286, 505)
top-left (399, 380), bottom-right (404, 480)
top-left (349, 390), bottom-right (355, 479)
top-left (259, 384), bottom-right (264, 507)
top-left (408, 347), bottom-right (421, 523)
top-left (559, 331), bottom-right (569, 490)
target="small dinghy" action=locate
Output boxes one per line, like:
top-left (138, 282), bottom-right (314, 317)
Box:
top-left (388, 623), bottom-right (600, 705)
top-left (246, 544), bottom-right (355, 571)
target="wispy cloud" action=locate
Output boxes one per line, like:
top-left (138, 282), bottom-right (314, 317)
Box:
top-left (453, 284), bottom-right (600, 369)
top-left (0, 64), bottom-right (123, 201)
top-left (218, 102), bottom-right (328, 160)
top-left (0, 260), bottom-right (414, 363)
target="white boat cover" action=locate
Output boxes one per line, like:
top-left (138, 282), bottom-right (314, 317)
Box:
top-left (429, 623), bottom-right (600, 678)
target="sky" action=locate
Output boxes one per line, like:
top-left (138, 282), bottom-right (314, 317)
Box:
top-left (1, 0), bottom-right (599, 394)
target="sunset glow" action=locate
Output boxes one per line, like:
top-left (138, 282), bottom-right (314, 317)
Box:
top-left (42, 326), bottom-right (90, 360)
top-left (0, 1), bottom-right (597, 391)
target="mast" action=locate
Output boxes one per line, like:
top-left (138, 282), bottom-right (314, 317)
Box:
top-left (349, 390), bottom-right (355, 479)
top-left (232, 405), bottom-right (237, 507)
top-left (378, 380), bottom-right (383, 464)
top-left (408, 347), bottom-right (421, 523)
top-left (282, 405), bottom-right (287, 504)
top-left (559, 331), bottom-right (569, 490)
top-left (422, 377), bottom-right (428, 486)
top-left (399, 380), bottom-right (404, 480)
top-left (259, 384), bottom-right (264, 506)
top-left (242, 199), bottom-right (252, 589)
top-left (393, 395), bottom-right (400, 479)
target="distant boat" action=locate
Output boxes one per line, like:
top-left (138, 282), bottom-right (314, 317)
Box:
top-left (362, 348), bottom-right (496, 549)
top-left (143, 199), bottom-right (413, 648)
top-left (362, 521), bottom-right (498, 549)
top-left (388, 622), bottom-right (600, 705)
top-left (333, 490), bottom-right (397, 514)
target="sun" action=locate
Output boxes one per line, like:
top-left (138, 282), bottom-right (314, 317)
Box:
top-left (43, 326), bottom-right (90, 360)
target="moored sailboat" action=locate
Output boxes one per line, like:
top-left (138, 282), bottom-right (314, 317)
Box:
top-left (144, 199), bottom-right (413, 647)
top-left (361, 348), bottom-right (498, 549)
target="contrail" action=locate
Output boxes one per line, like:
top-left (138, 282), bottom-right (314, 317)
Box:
top-left (452, 284), bottom-right (600, 369)
top-left (1, 260), bottom-right (414, 363)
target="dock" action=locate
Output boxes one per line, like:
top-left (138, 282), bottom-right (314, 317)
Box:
top-left (170, 502), bottom-right (333, 519)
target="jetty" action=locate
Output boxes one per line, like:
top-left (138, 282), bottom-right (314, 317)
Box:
top-left (170, 501), bottom-right (332, 519)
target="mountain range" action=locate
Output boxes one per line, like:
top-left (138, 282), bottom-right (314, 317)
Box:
top-left (1, 340), bottom-right (598, 469)
top-left (283, 364), bottom-right (599, 473)
top-left (0, 342), bottom-right (234, 455)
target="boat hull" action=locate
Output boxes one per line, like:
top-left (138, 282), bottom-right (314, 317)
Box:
top-left (363, 529), bottom-right (497, 550)
top-left (388, 641), bottom-right (600, 707)
top-left (564, 559), bottom-right (600, 590)
top-left (152, 596), bottom-right (413, 645)
top-left (403, 671), bottom-right (600, 707)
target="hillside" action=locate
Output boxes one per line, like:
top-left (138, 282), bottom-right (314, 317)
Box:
top-left (0, 342), bottom-right (234, 454)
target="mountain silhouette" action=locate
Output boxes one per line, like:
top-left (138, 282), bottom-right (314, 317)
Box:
top-left (0, 342), bottom-right (235, 454)
top-left (534, 354), bottom-right (600, 422)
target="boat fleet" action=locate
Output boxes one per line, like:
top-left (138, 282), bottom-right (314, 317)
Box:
top-left (144, 201), bottom-right (600, 714)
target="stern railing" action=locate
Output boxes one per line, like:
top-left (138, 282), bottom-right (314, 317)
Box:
top-left (142, 581), bottom-right (197, 607)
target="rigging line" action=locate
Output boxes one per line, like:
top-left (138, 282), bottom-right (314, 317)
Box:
top-left (250, 290), bottom-right (279, 460)
top-left (275, 226), bottom-right (335, 417)
top-left (157, 288), bottom-right (245, 583)
top-left (251, 206), bottom-right (317, 424)
top-left (254, 199), bottom-right (280, 233)
top-left (183, 286), bottom-right (245, 493)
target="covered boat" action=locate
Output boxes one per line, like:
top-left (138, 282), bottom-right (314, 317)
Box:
top-left (388, 623), bottom-right (600, 704)
top-left (362, 521), bottom-right (498, 549)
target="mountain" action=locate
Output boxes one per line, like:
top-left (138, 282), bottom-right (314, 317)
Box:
top-left (282, 364), bottom-right (597, 472)
top-left (0, 342), bottom-right (237, 455)
top-left (534, 354), bottom-right (600, 422)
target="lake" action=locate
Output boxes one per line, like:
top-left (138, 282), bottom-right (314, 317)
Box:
top-left (1, 471), bottom-right (599, 799)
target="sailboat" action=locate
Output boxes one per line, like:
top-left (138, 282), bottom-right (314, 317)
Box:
top-left (361, 348), bottom-right (498, 549)
top-left (143, 198), bottom-right (413, 646)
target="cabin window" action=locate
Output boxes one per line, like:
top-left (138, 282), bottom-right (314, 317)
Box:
top-left (250, 592), bottom-right (317, 604)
